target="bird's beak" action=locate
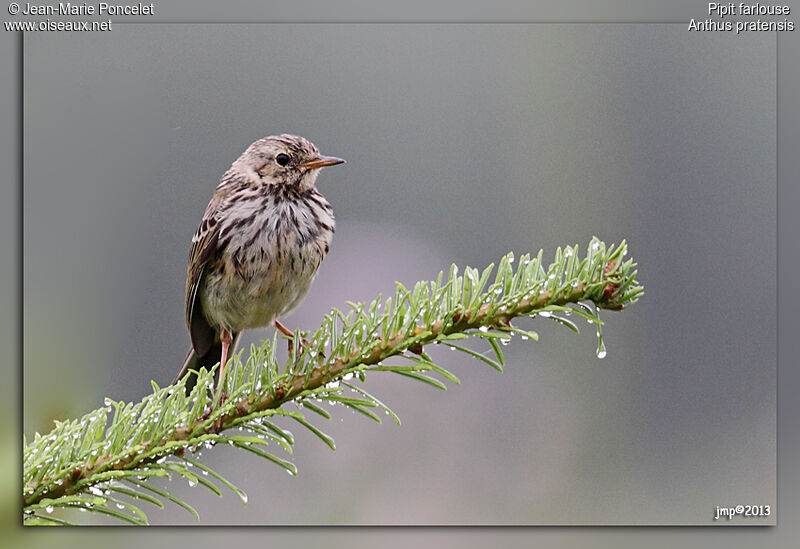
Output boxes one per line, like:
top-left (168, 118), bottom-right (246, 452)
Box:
top-left (296, 155), bottom-right (346, 170)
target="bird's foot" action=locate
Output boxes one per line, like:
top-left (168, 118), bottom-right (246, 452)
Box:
top-left (287, 335), bottom-right (313, 357)
top-left (275, 319), bottom-right (323, 359)
top-left (210, 392), bottom-right (228, 432)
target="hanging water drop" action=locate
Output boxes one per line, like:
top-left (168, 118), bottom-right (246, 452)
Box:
top-left (596, 328), bottom-right (607, 359)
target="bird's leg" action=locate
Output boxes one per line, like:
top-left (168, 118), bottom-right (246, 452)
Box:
top-left (214, 328), bottom-right (232, 404)
top-left (274, 319), bottom-right (312, 357)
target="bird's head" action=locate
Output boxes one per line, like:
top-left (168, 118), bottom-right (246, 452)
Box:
top-left (234, 134), bottom-right (344, 191)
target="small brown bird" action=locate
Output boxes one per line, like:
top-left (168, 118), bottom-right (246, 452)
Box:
top-left (173, 134), bottom-right (344, 398)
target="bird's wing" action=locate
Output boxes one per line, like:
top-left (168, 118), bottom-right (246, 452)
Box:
top-left (185, 190), bottom-right (227, 357)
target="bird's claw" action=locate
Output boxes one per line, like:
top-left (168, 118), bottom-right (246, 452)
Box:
top-left (287, 336), bottom-right (312, 357)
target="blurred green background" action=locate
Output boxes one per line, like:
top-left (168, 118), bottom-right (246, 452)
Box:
top-left (22, 24), bottom-right (775, 525)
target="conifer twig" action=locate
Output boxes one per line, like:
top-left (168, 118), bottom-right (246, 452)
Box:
top-left (23, 238), bottom-right (642, 525)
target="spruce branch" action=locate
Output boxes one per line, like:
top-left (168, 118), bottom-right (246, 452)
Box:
top-left (23, 238), bottom-right (643, 525)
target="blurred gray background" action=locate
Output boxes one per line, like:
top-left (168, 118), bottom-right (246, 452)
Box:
top-left (23, 24), bottom-right (775, 525)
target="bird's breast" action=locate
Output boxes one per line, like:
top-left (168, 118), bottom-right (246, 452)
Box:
top-left (202, 189), bottom-right (334, 331)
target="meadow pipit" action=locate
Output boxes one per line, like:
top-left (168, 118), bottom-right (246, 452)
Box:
top-left (173, 134), bottom-right (344, 399)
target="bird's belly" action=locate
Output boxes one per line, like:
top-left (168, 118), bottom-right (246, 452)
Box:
top-left (201, 228), bottom-right (331, 332)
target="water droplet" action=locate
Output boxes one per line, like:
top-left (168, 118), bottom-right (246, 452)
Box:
top-left (539, 311), bottom-right (551, 318)
top-left (45, 506), bottom-right (54, 513)
top-left (521, 335), bottom-right (529, 341)
top-left (116, 503), bottom-right (125, 510)
top-left (89, 486), bottom-right (103, 496)
top-left (596, 350), bottom-right (607, 359)
top-left (564, 248), bottom-right (573, 257)
top-left (188, 480), bottom-right (196, 487)
top-left (500, 338), bottom-right (511, 346)
top-left (479, 326), bottom-right (489, 333)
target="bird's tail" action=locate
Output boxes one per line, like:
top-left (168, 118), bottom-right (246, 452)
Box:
top-left (174, 332), bottom-right (241, 394)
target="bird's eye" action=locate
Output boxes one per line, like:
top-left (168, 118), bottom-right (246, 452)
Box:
top-left (275, 153), bottom-right (290, 167)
